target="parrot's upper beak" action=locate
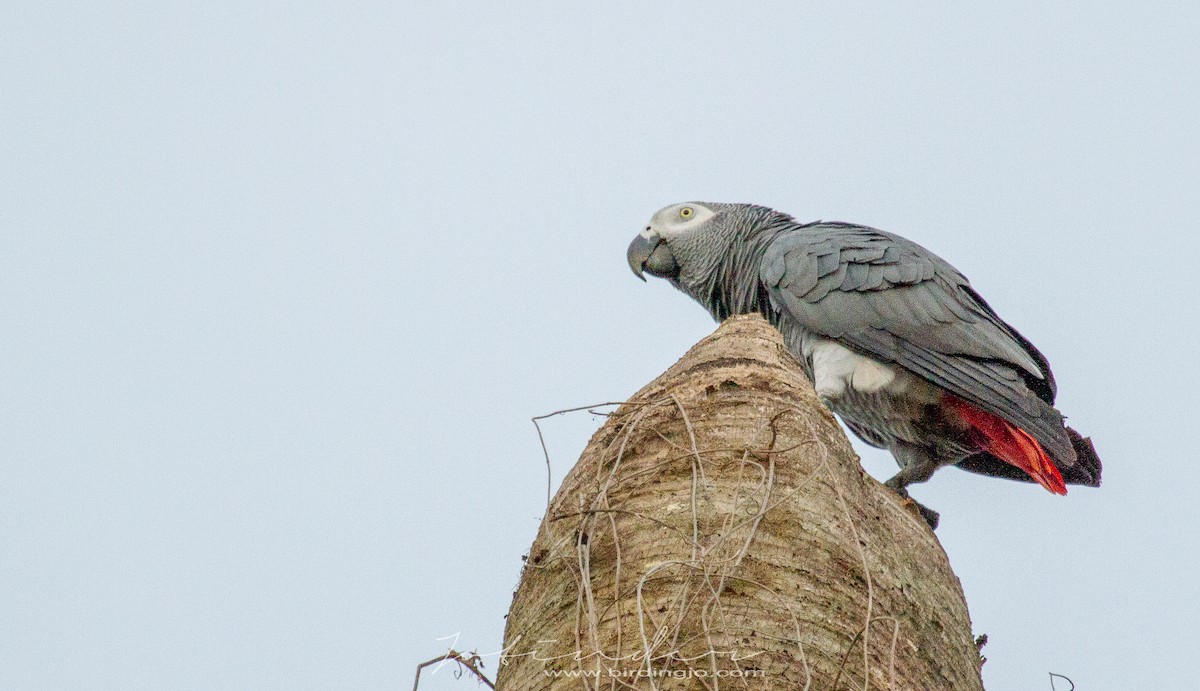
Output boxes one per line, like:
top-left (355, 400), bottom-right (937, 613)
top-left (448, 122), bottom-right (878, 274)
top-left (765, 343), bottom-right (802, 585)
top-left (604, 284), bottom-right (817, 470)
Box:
top-left (627, 230), bottom-right (680, 281)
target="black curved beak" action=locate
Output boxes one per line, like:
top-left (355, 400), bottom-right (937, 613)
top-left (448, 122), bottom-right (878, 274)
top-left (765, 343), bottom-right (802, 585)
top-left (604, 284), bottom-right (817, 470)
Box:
top-left (626, 234), bottom-right (658, 281)
top-left (627, 231), bottom-right (680, 281)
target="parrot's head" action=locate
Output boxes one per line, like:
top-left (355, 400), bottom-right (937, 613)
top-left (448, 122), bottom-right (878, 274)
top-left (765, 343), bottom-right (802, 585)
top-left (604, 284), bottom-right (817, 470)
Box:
top-left (627, 202), bottom-right (729, 289)
top-left (627, 201), bottom-right (783, 298)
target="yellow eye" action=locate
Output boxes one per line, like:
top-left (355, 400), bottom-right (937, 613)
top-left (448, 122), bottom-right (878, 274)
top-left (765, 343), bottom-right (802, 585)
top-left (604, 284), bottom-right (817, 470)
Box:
top-left (679, 207), bottom-right (694, 219)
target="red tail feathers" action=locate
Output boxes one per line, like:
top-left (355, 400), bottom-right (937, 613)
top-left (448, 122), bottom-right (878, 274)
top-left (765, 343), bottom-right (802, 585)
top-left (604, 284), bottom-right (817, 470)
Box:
top-left (947, 397), bottom-right (1067, 495)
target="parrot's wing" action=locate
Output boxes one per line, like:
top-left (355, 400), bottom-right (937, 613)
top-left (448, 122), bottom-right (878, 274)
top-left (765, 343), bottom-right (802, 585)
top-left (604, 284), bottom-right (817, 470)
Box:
top-left (761, 222), bottom-right (1074, 465)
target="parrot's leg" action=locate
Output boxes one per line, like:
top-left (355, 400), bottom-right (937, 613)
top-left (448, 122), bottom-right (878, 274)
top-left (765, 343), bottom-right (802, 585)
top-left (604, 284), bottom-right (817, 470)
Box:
top-left (885, 443), bottom-right (942, 529)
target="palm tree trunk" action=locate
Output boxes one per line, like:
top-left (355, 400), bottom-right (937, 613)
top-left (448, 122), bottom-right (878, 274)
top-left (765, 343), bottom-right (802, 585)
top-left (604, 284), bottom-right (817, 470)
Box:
top-left (497, 315), bottom-right (985, 690)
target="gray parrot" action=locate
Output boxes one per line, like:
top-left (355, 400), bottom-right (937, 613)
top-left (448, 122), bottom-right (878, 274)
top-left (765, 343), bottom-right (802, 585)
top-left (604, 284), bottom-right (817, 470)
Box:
top-left (627, 202), bottom-right (1101, 527)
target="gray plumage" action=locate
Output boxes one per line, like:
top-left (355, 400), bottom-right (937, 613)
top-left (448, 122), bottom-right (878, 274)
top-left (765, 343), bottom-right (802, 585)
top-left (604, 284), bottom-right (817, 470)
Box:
top-left (763, 223), bottom-right (1069, 462)
top-left (627, 201), bottom-right (1101, 523)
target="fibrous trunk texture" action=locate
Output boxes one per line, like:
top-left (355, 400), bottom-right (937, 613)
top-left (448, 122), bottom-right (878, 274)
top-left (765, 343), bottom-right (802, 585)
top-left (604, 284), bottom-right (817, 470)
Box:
top-left (498, 315), bottom-right (985, 690)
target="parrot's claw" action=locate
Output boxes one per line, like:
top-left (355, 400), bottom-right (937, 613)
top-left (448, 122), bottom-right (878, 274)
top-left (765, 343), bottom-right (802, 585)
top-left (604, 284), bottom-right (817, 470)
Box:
top-left (887, 486), bottom-right (940, 530)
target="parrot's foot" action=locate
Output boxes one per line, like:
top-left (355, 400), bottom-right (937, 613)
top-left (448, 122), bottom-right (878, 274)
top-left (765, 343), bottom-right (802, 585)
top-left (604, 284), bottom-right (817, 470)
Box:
top-left (886, 485), bottom-right (940, 530)
top-left (884, 446), bottom-right (941, 528)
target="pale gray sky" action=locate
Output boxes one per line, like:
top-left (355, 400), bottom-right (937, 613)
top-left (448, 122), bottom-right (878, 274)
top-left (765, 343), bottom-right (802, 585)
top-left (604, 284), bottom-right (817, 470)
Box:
top-left (2, 3), bottom-right (1197, 689)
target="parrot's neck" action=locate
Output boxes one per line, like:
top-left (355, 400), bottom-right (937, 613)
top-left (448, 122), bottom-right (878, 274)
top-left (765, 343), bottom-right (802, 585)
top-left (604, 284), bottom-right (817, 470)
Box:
top-left (698, 215), bottom-right (792, 326)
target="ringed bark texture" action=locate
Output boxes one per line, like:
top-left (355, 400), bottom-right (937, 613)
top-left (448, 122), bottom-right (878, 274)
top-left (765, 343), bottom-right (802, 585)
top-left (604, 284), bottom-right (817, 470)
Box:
top-left (498, 315), bottom-right (985, 690)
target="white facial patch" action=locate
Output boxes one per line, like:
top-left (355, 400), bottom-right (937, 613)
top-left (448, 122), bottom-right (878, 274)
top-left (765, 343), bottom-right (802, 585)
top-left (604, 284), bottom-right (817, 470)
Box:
top-left (646, 202), bottom-right (716, 239)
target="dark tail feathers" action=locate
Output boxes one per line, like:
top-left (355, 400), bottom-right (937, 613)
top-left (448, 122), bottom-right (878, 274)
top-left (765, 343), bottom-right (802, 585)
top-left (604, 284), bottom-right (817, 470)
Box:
top-left (1062, 427), bottom-right (1101, 487)
top-left (955, 427), bottom-right (1101, 488)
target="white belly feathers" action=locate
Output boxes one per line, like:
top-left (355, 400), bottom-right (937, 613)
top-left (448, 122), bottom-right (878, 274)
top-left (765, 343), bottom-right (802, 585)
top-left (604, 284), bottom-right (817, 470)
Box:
top-left (807, 339), bottom-right (937, 404)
